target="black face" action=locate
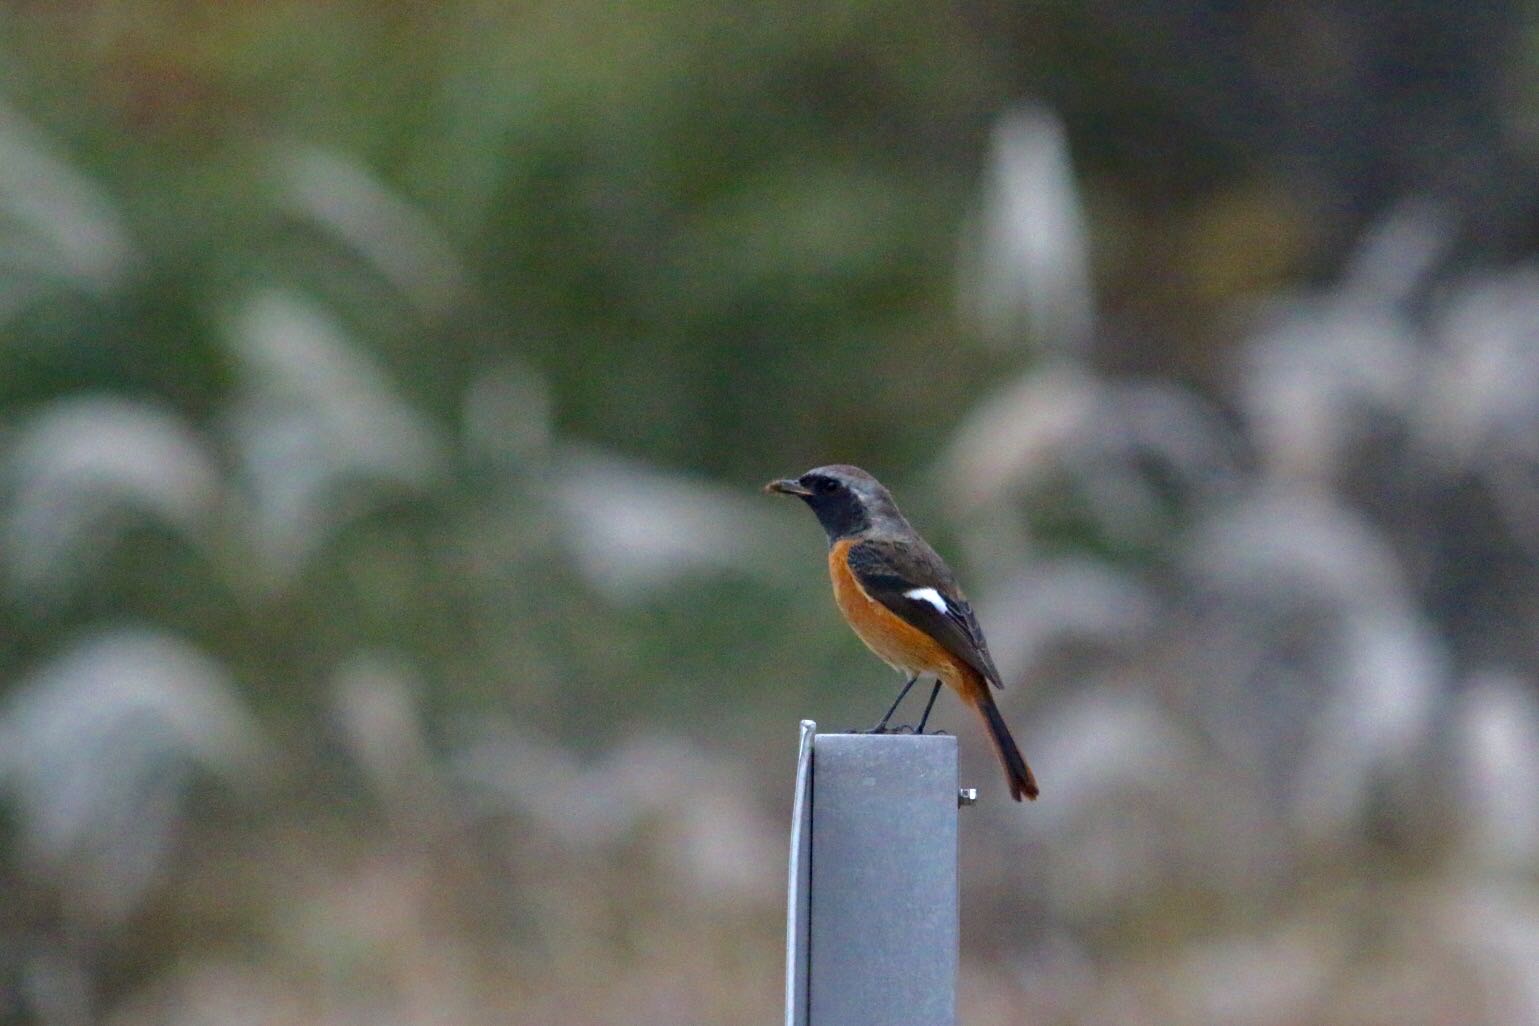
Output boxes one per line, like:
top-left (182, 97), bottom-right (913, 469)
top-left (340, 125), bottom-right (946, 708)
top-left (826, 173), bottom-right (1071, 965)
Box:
top-left (788, 470), bottom-right (871, 540)
top-left (802, 472), bottom-right (843, 498)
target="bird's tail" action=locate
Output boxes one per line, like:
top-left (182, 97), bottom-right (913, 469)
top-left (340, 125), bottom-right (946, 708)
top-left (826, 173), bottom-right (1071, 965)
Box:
top-left (968, 680), bottom-right (1038, 801)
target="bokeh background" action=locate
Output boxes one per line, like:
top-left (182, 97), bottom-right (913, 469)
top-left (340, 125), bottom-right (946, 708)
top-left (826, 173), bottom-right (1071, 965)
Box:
top-left (4, 3), bottom-right (1539, 1024)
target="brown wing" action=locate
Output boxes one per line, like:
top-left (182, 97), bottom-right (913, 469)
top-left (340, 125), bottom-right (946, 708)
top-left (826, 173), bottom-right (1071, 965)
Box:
top-left (846, 538), bottom-right (1005, 688)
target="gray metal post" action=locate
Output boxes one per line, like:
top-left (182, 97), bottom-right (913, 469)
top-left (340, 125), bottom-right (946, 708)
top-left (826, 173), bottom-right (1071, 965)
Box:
top-left (786, 721), bottom-right (961, 1026)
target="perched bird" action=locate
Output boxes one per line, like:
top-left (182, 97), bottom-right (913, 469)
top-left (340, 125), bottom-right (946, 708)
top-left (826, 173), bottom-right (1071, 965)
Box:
top-left (766, 464), bottom-right (1038, 801)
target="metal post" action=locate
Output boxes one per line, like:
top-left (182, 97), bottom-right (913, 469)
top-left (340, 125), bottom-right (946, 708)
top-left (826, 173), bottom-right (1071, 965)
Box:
top-left (786, 721), bottom-right (961, 1026)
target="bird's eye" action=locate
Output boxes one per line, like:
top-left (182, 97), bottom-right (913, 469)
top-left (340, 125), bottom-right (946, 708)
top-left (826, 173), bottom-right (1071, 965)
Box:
top-left (811, 476), bottom-right (839, 495)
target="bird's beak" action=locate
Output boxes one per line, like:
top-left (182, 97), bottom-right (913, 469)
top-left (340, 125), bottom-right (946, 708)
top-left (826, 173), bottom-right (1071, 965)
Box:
top-left (765, 477), bottom-right (812, 497)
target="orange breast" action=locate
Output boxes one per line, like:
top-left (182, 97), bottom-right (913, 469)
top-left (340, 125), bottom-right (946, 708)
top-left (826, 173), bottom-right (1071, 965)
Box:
top-left (828, 538), bottom-right (968, 685)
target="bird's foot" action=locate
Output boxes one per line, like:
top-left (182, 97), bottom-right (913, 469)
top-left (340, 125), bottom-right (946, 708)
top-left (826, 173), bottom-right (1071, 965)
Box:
top-left (845, 723), bottom-right (955, 736)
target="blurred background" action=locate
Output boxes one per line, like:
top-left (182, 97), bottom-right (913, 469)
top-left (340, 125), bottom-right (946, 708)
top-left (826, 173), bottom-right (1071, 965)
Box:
top-left (3, 2), bottom-right (1539, 1024)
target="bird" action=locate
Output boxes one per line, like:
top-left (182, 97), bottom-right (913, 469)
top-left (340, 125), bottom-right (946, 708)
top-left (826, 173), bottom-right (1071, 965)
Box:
top-left (766, 464), bottom-right (1038, 801)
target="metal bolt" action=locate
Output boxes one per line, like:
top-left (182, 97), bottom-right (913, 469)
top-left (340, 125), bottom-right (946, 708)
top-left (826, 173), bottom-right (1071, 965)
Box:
top-left (957, 787), bottom-right (978, 807)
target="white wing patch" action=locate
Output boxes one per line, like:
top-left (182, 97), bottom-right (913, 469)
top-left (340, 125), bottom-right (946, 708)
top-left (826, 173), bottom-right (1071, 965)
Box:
top-left (904, 587), bottom-right (948, 614)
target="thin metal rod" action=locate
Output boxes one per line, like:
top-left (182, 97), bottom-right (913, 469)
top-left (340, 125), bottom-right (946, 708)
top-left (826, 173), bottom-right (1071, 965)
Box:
top-left (784, 721), bottom-right (816, 1026)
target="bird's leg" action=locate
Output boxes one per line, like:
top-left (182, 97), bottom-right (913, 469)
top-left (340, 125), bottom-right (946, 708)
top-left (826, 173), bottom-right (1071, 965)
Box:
top-left (914, 681), bottom-right (944, 734)
top-left (868, 674), bottom-right (919, 733)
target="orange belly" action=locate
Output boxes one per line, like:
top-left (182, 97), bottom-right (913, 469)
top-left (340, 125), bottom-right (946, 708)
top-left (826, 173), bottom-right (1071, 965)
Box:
top-left (828, 538), bottom-right (968, 687)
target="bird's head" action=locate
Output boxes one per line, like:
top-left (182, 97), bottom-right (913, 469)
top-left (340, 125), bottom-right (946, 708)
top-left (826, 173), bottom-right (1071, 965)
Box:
top-left (765, 464), bottom-right (903, 541)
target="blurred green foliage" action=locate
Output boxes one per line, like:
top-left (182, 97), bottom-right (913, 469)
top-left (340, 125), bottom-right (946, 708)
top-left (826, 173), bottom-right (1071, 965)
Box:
top-left (2, 2), bottom-right (1030, 479)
